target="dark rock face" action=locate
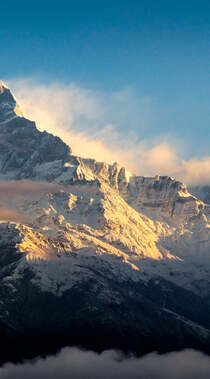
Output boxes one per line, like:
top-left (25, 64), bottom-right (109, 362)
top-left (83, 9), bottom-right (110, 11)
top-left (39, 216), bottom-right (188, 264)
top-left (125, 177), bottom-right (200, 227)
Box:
top-left (0, 85), bottom-right (71, 179)
top-left (0, 249), bottom-right (210, 365)
top-left (0, 83), bottom-right (22, 123)
top-left (0, 228), bottom-right (210, 362)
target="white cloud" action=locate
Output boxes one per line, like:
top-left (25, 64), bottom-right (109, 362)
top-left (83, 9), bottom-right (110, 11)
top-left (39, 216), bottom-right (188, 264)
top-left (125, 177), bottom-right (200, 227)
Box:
top-left (6, 78), bottom-right (210, 185)
top-left (1, 348), bottom-right (210, 379)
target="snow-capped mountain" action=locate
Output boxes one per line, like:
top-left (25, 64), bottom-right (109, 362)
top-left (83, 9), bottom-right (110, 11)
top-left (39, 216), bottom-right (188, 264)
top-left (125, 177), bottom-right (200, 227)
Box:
top-left (0, 81), bottom-right (210, 361)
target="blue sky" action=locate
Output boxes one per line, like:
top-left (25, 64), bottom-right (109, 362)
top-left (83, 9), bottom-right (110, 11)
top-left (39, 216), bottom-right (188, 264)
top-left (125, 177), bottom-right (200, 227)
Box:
top-left (1, 0), bottom-right (210, 164)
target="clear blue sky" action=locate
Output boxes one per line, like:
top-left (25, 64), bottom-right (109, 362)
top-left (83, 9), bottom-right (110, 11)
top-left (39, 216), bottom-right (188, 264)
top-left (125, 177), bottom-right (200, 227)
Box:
top-left (1, 0), bottom-right (209, 158)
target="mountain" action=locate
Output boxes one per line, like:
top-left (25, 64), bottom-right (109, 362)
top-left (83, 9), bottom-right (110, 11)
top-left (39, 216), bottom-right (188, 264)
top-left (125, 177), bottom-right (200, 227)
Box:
top-left (0, 81), bottom-right (210, 362)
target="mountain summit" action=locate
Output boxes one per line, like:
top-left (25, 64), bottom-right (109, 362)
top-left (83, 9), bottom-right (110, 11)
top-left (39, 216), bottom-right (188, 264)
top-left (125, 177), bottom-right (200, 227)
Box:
top-left (0, 82), bottom-right (210, 362)
top-left (0, 81), bottom-right (23, 123)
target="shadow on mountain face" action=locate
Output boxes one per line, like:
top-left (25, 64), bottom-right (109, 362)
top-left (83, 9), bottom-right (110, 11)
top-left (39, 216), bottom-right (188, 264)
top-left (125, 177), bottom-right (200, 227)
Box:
top-left (1, 347), bottom-right (210, 379)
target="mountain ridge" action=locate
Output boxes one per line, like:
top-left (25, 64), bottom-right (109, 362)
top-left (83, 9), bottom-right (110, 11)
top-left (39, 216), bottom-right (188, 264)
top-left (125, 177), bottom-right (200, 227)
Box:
top-left (0, 82), bottom-right (210, 361)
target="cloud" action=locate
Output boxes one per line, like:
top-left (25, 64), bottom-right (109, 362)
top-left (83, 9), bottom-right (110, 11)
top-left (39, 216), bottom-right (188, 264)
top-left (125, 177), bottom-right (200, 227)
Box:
top-left (6, 78), bottom-right (210, 185)
top-left (138, 145), bottom-right (210, 186)
top-left (0, 180), bottom-right (103, 224)
top-left (178, 157), bottom-right (210, 186)
top-left (0, 181), bottom-right (62, 224)
top-left (0, 181), bottom-right (61, 198)
top-left (1, 348), bottom-right (210, 379)
top-left (0, 208), bottom-right (29, 223)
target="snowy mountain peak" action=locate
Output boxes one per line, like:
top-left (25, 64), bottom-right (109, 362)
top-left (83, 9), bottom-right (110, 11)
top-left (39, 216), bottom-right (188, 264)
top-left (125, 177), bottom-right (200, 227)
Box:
top-left (0, 80), bottom-right (4, 94)
top-left (0, 80), bottom-right (23, 124)
top-left (0, 83), bottom-right (209, 286)
top-left (1, 81), bottom-right (210, 357)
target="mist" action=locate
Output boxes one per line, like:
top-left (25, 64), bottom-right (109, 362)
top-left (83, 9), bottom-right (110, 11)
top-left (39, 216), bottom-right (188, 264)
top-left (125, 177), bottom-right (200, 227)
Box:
top-left (0, 181), bottom-right (61, 223)
top-left (0, 180), bottom-right (103, 223)
top-left (1, 347), bottom-right (210, 379)
top-left (6, 78), bottom-right (210, 185)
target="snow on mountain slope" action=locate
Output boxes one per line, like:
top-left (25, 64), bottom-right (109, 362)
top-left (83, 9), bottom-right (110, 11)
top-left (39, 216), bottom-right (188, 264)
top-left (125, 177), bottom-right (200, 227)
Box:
top-left (0, 81), bottom-right (210, 296)
top-left (0, 180), bottom-right (172, 294)
top-left (1, 82), bottom-right (210, 357)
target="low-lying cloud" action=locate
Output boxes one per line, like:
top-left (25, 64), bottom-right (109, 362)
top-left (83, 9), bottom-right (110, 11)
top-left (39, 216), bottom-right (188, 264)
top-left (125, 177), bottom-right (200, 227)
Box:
top-left (0, 181), bottom-right (62, 224)
top-left (1, 347), bottom-right (210, 379)
top-left (0, 208), bottom-right (29, 223)
top-left (0, 180), bottom-right (102, 223)
top-left (0, 181), bottom-right (61, 198)
top-left (7, 78), bottom-right (210, 185)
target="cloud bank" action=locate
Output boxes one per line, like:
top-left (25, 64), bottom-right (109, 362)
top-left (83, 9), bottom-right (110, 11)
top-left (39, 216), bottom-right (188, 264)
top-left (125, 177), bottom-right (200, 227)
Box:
top-left (7, 78), bottom-right (210, 185)
top-left (0, 181), bottom-right (62, 223)
top-left (1, 348), bottom-right (210, 379)
top-left (0, 208), bottom-right (29, 223)
top-left (0, 180), bottom-right (103, 223)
